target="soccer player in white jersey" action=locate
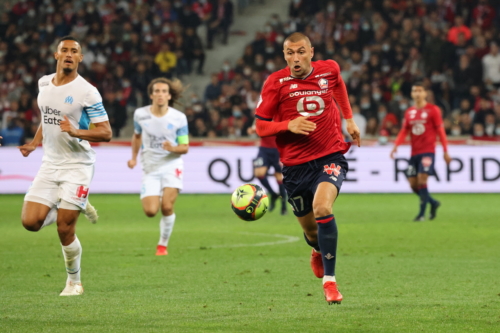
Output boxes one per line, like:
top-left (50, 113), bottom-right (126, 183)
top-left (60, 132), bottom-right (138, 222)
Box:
top-left (127, 78), bottom-right (189, 256)
top-left (17, 36), bottom-right (112, 296)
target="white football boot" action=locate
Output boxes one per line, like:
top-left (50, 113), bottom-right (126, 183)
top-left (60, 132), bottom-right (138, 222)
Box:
top-left (83, 201), bottom-right (98, 224)
top-left (59, 281), bottom-right (84, 296)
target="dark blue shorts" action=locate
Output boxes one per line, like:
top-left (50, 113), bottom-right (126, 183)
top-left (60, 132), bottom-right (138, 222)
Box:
top-left (406, 153), bottom-right (435, 177)
top-left (253, 147), bottom-right (282, 173)
top-left (282, 152), bottom-right (348, 217)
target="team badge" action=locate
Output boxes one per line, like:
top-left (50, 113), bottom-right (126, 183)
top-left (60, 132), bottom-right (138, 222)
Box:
top-left (64, 96), bottom-right (74, 105)
top-left (318, 78), bottom-right (328, 89)
top-left (421, 111), bottom-right (428, 119)
top-left (422, 157), bottom-right (432, 169)
top-left (323, 163), bottom-right (341, 177)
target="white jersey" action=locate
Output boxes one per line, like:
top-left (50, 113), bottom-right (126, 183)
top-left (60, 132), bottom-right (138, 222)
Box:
top-left (133, 105), bottom-right (188, 174)
top-left (38, 74), bottom-right (109, 168)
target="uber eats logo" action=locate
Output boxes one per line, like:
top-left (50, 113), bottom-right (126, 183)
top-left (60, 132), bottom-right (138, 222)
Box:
top-left (40, 106), bottom-right (62, 125)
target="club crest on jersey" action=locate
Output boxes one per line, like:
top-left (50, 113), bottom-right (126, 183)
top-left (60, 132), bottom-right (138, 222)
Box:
top-left (64, 96), bottom-right (74, 105)
top-left (421, 111), bottom-right (428, 119)
top-left (318, 78), bottom-right (328, 89)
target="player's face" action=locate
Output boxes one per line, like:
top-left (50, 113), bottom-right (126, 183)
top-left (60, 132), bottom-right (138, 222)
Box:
top-left (411, 86), bottom-right (427, 102)
top-left (54, 40), bottom-right (83, 74)
top-left (283, 39), bottom-right (314, 78)
top-left (150, 83), bottom-right (171, 107)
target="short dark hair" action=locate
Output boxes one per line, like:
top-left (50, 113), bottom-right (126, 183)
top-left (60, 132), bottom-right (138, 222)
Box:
top-left (283, 32), bottom-right (311, 47)
top-left (57, 36), bottom-right (81, 45)
top-left (412, 81), bottom-right (425, 88)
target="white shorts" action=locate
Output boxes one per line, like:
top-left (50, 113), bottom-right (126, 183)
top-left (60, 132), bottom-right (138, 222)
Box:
top-left (141, 161), bottom-right (183, 199)
top-left (24, 164), bottom-right (94, 210)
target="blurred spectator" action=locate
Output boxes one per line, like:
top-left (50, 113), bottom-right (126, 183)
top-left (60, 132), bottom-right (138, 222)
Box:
top-left (447, 16), bottom-right (471, 45)
top-left (0, 117), bottom-right (24, 146)
top-left (204, 74), bottom-right (222, 102)
top-left (103, 91), bottom-right (127, 138)
top-left (207, 0), bottom-right (234, 49)
top-left (482, 42), bottom-right (500, 87)
top-left (155, 43), bottom-right (177, 78)
top-left (182, 27), bottom-right (205, 75)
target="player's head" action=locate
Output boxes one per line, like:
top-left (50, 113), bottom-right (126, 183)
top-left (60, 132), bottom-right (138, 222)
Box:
top-left (411, 82), bottom-right (427, 102)
top-left (54, 36), bottom-right (83, 74)
top-left (283, 32), bottom-right (314, 78)
top-left (148, 78), bottom-right (185, 107)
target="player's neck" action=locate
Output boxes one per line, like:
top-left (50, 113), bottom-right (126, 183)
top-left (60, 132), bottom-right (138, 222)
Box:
top-left (151, 104), bottom-right (169, 116)
top-left (53, 70), bottom-right (78, 86)
top-left (414, 100), bottom-right (427, 109)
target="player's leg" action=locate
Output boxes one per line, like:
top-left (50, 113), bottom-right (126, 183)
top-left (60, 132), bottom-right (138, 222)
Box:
top-left (141, 196), bottom-right (161, 217)
top-left (157, 187), bottom-right (179, 256)
top-left (415, 154), bottom-right (439, 221)
top-left (140, 170), bottom-right (163, 217)
top-left (274, 172), bottom-right (288, 215)
top-left (254, 149), bottom-right (278, 209)
top-left (296, 211), bottom-right (323, 279)
top-left (22, 168), bottom-right (60, 231)
top-left (57, 202), bottom-right (84, 296)
top-left (407, 176), bottom-right (419, 195)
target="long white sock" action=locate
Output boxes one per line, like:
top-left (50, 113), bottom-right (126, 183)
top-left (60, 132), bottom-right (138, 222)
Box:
top-left (61, 236), bottom-right (82, 283)
top-left (158, 213), bottom-right (176, 247)
top-left (41, 207), bottom-right (58, 229)
top-left (323, 275), bottom-right (336, 284)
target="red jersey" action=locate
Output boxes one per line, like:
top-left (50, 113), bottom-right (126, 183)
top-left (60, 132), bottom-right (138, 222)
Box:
top-left (401, 103), bottom-right (443, 156)
top-left (255, 60), bottom-right (351, 166)
top-left (260, 135), bottom-right (277, 149)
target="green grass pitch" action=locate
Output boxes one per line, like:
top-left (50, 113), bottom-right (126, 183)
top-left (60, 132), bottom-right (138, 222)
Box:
top-left (1, 193), bottom-right (499, 332)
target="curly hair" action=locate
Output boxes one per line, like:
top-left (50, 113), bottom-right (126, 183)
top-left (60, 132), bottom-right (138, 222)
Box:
top-left (147, 77), bottom-right (186, 107)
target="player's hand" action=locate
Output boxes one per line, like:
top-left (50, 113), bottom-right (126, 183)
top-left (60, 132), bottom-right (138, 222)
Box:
top-left (17, 142), bottom-right (37, 157)
top-left (444, 152), bottom-right (452, 165)
top-left (288, 116), bottom-right (316, 135)
top-left (390, 146), bottom-right (398, 159)
top-left (127, 159), bottom-right (137, 169)
top-left (247, 127), bottom-right (255, 135)
top-left (162, 141), bottom-right (174, 152)
top-left (60, 115), bottom-right (78, 137)
top-left (346, 118), bottom-right (361, 147)
top-left (0, 135), bottom-right (2, 146)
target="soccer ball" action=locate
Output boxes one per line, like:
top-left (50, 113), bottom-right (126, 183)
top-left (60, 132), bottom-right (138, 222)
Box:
top-left (231, 183), bottom-right (269, 221)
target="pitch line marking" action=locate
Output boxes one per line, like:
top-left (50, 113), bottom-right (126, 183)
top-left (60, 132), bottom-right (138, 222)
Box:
top-left (187, 232), bottom-right (300, 249)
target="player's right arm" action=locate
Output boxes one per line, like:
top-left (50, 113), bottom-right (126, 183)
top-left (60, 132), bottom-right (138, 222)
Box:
top-left (390, 113), bottom-right (409, 159)
top-left (127, 113), bottom-right (142, 169)
top-left (17, 122), bottom-right (43, 157)
top-left (255, 76), bottom-right (316, 137)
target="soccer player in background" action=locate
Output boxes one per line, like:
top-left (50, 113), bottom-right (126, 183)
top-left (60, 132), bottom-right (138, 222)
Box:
top-left (390, 83), bottom-right (452, 221)
top-left (127, 78), bottom-right (189, 256)
top-left (255, 33), bottom-right (361, 304)
top-left (17, 36), bottom-right (112, 296)
top-left (248, 124), bottom-right (288, 215)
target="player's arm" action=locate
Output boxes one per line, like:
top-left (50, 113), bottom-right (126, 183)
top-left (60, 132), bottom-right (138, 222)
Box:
top-left (435, 107), bottom-right (451, 165)
top-left (255, 76), bottom-right (316, 137)
top-left (163, 121), bottom-right (189, 154)
top-left (60, 117), bottom-right (112, 142)
top-left (330, 60), bottom-right (360, 147)
top-left (390, 118), bottom-right (409, 159)
top-left (17, 122), bottom-right (43, 157)
top-left (127, 132), bottom-right (142, 169)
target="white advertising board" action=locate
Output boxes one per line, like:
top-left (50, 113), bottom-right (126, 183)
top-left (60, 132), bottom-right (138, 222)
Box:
top-left (0, 146), bottom-right (499, 194)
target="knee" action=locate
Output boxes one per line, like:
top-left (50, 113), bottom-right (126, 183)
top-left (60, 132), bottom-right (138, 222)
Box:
top-left (22, 219), bottom-right (42, 232)
top-left (313, 204), bottom-right (332, 219)
top-left (161, 205), bottom-right (174, 216)
top-left (57, 224), bottom-right (72, 238)
top-left (144, 209), bottom-right (157, 218)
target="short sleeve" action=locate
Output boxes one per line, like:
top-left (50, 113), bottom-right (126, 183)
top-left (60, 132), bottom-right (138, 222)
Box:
top-left (83, 87), bottom-right (109, 123)
top-left (176, 115), bottom-right (189, 144)
top-left (255, 77), bottom-right (279, 121)
top-left (133, 110), bottom-right (142, 134)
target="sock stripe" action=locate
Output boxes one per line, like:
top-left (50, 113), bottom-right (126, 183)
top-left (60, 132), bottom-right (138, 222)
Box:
top-left (418, 185), bottom-right (428, 190)
top-left (315, 214), bottom-right (334, 223)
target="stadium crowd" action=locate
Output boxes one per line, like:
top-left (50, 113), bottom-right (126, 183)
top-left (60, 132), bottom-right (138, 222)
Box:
top-left (2, 0), bottom-right (500, 146)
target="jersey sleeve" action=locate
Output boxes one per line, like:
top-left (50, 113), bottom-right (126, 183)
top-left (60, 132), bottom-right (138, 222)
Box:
top-left (176, 115), bottom-right (189, 144)
top-left (133, 110), bottom-right (142, 135)
top-left (329, 60), bottom-right (353, 119)
top-left (255, 76), bottom-right (279, 121)
top-left (83, 87), bottom-right (109, 123)
top-left (433, 105), bottom-right (443, 128)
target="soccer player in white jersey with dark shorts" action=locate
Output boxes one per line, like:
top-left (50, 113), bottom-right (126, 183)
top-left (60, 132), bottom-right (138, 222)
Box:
top-left (127, 78), bottom-right (189, 256)
top-left (17, 36), bottom-right (112, 296)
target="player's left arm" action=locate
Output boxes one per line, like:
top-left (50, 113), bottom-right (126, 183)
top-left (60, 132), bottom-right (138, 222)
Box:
top-left (434, 106), bottom-right (451, 165)
top-left (330, 60), bottom-right (360, 147)
top-left (60, 116), bottom-right (112, 142)
top-left (163, 118), bottom-right (189, 154)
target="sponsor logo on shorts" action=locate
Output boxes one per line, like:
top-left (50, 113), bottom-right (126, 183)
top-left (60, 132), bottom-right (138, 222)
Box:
top-left (422, 156), bottom-right (432, 171)
top-left (323, 163), bottom-right (341, 177)
top-left (175, 168), bottom-right (183, 178)
top-left (76, 186), bottom-right (89, 198)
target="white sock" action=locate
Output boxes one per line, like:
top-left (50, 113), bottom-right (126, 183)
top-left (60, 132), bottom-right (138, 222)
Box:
top-left (323, 275), bottom-right (336, 284)
top-left (41, 207), bottom-right (58, 229)
top-left (158, 213), bottom-right (176, 247)
top-left (61, 236), bottom-right (82, 283)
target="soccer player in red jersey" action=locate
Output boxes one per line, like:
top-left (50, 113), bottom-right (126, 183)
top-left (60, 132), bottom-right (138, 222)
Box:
top-left (390, 83), bottom-right (452, 221)
top-left (255, 32), bottom-right (361, 304)
top-left (248, 125), bottom-right (288, 215)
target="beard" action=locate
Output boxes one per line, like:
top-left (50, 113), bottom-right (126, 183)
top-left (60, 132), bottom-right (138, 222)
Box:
top-left (62, 67), bottom-right (74, 74)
